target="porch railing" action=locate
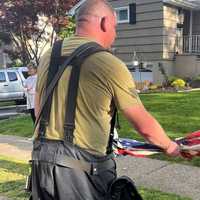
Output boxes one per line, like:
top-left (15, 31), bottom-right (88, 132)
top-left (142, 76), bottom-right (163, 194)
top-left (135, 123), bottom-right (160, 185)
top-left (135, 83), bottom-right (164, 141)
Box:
top-left (176, 35), bottom-right (200, 54)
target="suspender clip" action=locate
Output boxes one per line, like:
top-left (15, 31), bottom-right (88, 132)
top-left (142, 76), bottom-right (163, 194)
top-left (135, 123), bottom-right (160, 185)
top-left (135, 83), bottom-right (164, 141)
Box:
top-left (39, 119), bottom-right (48, 138)
top-left (64, 123), bottom-right (75, 143)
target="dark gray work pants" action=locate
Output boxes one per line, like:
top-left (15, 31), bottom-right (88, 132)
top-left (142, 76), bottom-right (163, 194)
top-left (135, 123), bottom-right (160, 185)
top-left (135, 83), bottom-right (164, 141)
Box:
top-left (31, 140), bottom-right (116, 200)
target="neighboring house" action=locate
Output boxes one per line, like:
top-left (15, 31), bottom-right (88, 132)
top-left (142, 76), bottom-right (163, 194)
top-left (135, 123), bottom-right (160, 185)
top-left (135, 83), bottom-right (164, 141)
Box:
top-left (163, 0), bottom-right (200, 81)
top-left (69, 0), bottom-right (200, 83)
top-left (110, 0), bottom-right (200, 83)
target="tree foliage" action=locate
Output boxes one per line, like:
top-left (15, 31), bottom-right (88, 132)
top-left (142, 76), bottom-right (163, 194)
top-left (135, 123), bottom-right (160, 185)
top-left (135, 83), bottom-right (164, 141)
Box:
top-left (0, 0), bottom-right (78, 65)
top-left (58, 16), bottom-right (76, 39)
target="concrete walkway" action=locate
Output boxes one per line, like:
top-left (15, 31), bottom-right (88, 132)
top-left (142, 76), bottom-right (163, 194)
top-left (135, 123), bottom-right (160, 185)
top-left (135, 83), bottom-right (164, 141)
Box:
top-left (0, 135), bottom-right (200, 200)
top-left (0, 197), bottom-right (9, 200)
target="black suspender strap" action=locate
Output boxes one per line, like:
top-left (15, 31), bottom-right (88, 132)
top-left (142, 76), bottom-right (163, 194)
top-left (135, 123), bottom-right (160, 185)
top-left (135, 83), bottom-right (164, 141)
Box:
top-left (35, 42), bottom-right (103, 135)
top-left (39, 40), bottom-right (64, 138)
top-left (63, 43), bottom-right (106, 143)
top-left (106, 108), bottom-right (117, 154)
top-left (36, 41), bottom-right (118, 154)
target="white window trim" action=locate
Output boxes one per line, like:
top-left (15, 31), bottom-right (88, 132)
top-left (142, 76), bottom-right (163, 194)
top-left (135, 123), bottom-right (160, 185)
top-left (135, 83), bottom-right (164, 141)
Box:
top-left (115, 6), bottom-right (130, 24)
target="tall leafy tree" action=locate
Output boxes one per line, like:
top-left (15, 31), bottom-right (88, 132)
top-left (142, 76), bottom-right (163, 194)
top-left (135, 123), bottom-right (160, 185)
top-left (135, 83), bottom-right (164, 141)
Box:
top-left (58, 16), bottom-right (76, 39)
top-left (0, 0), bottom-right (78, 65)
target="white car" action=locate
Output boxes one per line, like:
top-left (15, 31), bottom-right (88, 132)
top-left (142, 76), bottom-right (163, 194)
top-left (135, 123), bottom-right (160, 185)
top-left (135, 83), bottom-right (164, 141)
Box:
top-left (0, 67), bottom-right (28, 103)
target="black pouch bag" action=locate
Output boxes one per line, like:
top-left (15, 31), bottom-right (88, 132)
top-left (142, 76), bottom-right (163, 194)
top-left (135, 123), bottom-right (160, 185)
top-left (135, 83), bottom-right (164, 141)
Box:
top-left (108, 176), bottom-right (143, 200)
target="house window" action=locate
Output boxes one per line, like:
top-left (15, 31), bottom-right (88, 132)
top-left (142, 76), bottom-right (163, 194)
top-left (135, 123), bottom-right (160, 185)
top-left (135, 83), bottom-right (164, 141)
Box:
top-left (115, 6), bottom-right (129, 23)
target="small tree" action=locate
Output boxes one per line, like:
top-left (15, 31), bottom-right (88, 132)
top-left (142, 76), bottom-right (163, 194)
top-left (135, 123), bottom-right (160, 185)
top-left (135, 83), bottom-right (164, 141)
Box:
top-left (0, 0), bottom-right (78, 66)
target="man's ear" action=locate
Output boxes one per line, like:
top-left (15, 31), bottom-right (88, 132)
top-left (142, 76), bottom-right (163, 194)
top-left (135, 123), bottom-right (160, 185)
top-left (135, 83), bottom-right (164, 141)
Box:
top-left (100, 17), bottom-right (106, 32)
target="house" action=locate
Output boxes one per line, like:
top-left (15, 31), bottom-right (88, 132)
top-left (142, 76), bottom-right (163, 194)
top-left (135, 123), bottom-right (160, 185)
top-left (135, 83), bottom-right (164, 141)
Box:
top-left (69, 0), bottom-right (200, 83)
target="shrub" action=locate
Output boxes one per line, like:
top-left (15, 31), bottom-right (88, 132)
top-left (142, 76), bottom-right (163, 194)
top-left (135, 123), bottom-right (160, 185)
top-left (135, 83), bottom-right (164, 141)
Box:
top-left (168, 76), bottom-right (180, 84)
top-left (149, 84), bottom-right (158, 90)
top-left (171, 79), bottom-right (185, 88)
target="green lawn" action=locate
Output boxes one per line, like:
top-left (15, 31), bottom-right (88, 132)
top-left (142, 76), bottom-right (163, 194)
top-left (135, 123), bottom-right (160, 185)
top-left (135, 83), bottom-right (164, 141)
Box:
top-left (119, 91), bottom-right (200, 139)
top-left (0, 115), bottom-right (33, 137)
top-left (0, 156), bottom-right (191, 200)
top-left (1, 91), bottom-right (198, 199)
top-left (0, 91), bottom-right (200, 167)
top-left (0, 156), bottom-right (29, 200)
top-left (118, 91), bottom-right (200, 166)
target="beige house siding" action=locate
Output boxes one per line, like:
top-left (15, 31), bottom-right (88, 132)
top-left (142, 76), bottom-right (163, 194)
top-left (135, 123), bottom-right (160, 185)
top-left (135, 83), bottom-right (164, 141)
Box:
top-left (109, 0), bottom-right (163, 63)
top-left (163, 5), bottom-right (181, 60)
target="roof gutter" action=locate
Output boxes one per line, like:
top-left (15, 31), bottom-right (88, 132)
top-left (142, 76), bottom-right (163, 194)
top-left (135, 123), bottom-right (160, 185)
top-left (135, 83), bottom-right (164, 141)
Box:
top-left (163, 0), bottom-right (200, 10)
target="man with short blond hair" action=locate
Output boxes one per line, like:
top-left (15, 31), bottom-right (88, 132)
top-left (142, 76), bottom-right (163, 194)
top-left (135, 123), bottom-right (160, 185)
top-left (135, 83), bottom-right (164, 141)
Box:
top-left (32, 0), bottom-right (180, 199)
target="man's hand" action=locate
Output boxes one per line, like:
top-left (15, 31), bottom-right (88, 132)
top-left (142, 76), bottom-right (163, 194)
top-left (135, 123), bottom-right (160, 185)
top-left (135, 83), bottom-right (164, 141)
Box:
top-left (165, 142), bottom-right (198, 159)
top-left (164, 141), bottom-right (181, 157)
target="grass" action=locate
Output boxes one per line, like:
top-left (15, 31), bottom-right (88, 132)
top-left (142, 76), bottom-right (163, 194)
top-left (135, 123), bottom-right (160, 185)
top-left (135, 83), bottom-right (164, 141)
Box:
top-left (119, 91), bottom-right (200, 139)
top-left (0, 156), bottom-right (29, 200)
top-left (118, 91), bottom-right (200, 167)
top-left (0, 91), bottom-right (200, 167)
top-left (140, 91), bottom-right (200, 136)
top-left (2, 91), bottom-right (200, 138)
top-left (0, 156), bottom-right (191, 200)
top-left (139, 188), bottom-right (191, 200)
top-left (0, 115), bottom-right (33, 137)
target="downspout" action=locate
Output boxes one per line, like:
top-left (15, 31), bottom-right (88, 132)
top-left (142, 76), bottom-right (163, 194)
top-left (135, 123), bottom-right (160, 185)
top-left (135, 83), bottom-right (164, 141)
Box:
top-left (189, 10), bottom-right (193, 53)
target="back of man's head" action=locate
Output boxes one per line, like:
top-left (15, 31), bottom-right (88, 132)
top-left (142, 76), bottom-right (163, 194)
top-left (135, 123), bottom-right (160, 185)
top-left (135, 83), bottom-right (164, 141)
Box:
top-left (75, 0), bottom-right (117, 48)
top-left (76, 0), bottom-right (114, 21)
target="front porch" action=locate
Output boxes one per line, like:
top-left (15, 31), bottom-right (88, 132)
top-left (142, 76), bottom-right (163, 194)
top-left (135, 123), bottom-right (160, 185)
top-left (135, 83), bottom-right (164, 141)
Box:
top-left (164, 0), bottom-right (200, 55)
top-left (177, 35), bottom-right (200, 54)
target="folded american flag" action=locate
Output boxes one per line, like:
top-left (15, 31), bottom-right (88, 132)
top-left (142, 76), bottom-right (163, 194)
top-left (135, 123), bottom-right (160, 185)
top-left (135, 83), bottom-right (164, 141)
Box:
top-left (113, 130), bottom-right (200, 158)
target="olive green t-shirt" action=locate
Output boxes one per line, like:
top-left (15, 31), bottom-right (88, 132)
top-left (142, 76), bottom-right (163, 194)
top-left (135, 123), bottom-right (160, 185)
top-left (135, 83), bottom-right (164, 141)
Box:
top-left (35, 36), bottom-right (141, 155)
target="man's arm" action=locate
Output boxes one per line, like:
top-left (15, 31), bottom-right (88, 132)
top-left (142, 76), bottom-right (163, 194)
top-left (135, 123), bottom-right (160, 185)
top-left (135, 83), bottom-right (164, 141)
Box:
top-left (122, 104), bottom-right (180, 156)
top-left (34, 92), bottom-right (40, 120)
